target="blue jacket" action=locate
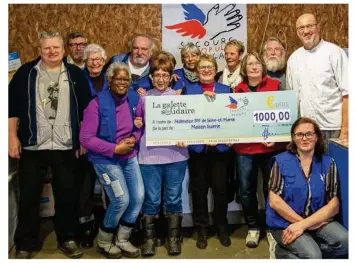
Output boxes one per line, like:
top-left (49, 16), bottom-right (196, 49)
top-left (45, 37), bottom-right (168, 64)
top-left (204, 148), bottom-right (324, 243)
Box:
top-left (87, 88), bottom-right (140, 165)
top-left (83, 68), bottom-right (109, 96)
top-left (172, 68), bottom-right (198, 91)
top-left (182, 82), bottom-right (232, 153)
top-left (8, 56), bottom-right (92, 150)
top-left (266, 151), bottom-right (333, 230)
top-left (104, 52), bottom-right (151, 91)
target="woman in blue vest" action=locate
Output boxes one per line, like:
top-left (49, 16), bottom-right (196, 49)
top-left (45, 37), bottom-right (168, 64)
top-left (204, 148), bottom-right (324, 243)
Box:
top-left (182, 54), bottom-right (233, 249)
top-left (267, 117), bottom-right (348, 259)
top-left (76, 43), bottom-right (109, 249)
top-left (79, 62), bottom-right (144, 259)
top-left (172, 42), bottom-right (201, 94)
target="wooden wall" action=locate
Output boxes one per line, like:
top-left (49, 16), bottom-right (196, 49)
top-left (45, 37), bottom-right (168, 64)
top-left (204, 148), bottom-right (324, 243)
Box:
top-left (9, 4), bottom-right (348, 63)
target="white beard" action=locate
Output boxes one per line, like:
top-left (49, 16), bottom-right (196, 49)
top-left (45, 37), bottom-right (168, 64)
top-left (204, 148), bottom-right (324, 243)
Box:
top-left (264, 56), bottom-right (286, 72)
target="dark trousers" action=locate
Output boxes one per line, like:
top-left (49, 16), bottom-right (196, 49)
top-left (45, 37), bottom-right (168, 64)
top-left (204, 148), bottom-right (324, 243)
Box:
top-left (14, 149), bottom-right (79, 251)
top-left (75, 156), bottom-right (97, 220)
top-left (236, 152), bottom-right (275, 230)
top-left (189, 149), bottom-right (233, 227)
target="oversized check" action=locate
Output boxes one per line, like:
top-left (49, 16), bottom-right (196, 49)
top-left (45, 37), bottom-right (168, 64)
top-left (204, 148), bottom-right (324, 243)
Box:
top-left (145, 91), bottom-right (297, 146)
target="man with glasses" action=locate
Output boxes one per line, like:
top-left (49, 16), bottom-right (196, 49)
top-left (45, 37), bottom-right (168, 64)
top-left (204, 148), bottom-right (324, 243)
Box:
top-left (286, 13), bottom-right (348, 142)
top-left (8, 31), bottom-right (91, 259)
top-left (263, 37), bottom-right (287, 90)
top-left (65, 32), bottom-right (88, 69)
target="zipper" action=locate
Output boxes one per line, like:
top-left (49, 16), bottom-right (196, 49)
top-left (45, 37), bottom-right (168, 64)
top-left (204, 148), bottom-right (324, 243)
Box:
top-left (27, 67), bottom-right (36, 145)
top-left (67, 70), bottom-right (80, 128)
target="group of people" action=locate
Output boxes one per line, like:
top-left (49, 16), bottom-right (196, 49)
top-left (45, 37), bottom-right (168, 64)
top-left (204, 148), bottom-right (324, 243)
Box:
top-left (8, 12), bottom-right (348, 259)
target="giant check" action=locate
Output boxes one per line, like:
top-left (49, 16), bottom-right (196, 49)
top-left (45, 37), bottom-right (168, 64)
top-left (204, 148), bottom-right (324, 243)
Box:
top-left (145, 91), bottom-right (297, 146)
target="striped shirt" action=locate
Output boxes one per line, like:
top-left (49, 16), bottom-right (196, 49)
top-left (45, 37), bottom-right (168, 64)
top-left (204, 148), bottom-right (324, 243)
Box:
top-left (269, 157), bottom-right (339, 217)
top-left (138, 88), bottom-right (189, 165)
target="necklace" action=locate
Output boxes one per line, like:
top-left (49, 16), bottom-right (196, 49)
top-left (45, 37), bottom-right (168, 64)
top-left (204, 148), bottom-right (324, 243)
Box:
top-left (42, 63), bottom-right (61, 88)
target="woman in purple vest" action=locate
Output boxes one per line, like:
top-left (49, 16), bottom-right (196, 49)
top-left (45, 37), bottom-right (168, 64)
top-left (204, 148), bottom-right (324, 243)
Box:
top-left (79, 62), bottom-right (144, 259)
top-left (138, 58), bottom-right (189, 257)
top-left (266, 117), bottom-right (348, 259)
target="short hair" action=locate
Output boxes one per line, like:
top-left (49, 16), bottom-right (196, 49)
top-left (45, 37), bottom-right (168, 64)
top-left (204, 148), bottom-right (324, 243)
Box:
top-left (38, 31), bottom-right (64, 46)
top-left (106, 61), bottom-right (131, 83)
top-left (128, 34), bottom-right (156, 53)
top-left (224, 39), bottom-right (245, 55)
top-left (66, 32), bottom-right (88, 45)
top-left (83, 43), bottom-right (107, 61)
top-left (262, 37), bottom-right (286, 56)
top-left (287, 117), bottom-right (325, 160)
top-left (150, 58), bottom-right (174, 76)
top-left (153, 51), bottom-right (177, 68)
top-left (239, 52), bottom-right (267, 82)
top-left (196, 54), bottom-right (218, 72)
top-left (181, 43), bottom-right (201, 62)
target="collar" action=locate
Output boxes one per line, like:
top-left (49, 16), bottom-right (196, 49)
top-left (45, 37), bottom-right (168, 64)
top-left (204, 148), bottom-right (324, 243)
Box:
top-left (66, 55), bottom-right (85, 69)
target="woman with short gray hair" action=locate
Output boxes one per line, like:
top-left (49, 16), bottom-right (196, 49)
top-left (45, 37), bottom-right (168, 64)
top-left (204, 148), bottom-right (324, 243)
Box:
top-left (172, 42), bottom-right (201, 93)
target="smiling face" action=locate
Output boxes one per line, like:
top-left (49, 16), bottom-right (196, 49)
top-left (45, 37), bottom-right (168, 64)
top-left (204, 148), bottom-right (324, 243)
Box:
top-left (130, 36), bottom-right (152, 67)
top-left (86, 51), bottom-right (105, 77)
top-left (151, 68), bottom-right (172, 92)
top-left (296, 14), bottom-right (321, 50)
top-left (40, 37), bottom-right (65, 66)
top-left (225, 45), bottom-right (242, 70)
top-left (109, 69), bottom-right (130, 96)
top-left (197, 59), bottom-right (216, 84)
top-left (293, 123), bottom-right (318, 154)
top-left (183, 52), bottom-right (200, 71)
top-left (246, 55), bottom-right (263, 80)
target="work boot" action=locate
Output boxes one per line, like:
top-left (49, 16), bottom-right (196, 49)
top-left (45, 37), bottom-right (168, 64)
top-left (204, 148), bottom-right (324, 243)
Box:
top-left (217, 224), bottom-right (231, 247)
top-left (79, 219), bottom-right (96, 249)
top-left (141, 215), bottom-right (157, 257)
top-left (196, 226), bottom-right (208, 249)
top-left (97, 228), bottom-right (122, 259)
top-left (115, 225), bottom-right (140, 258)
top-left (167, 214), bottom-right (183, 256)
top-left (58, 240), bottom-right (83, 259)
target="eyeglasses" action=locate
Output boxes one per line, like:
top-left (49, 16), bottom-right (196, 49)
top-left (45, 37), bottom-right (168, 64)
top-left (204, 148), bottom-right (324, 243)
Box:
top-left (246, 62), bottom-right (262, 67)
top-left (112, 77), bottom-right (130, 83)
top-left (296, 23), bottom-right (317, 33)
top-left (293, 132), bottom-right (316, 140)
top-left (152, 74), bottom-right (171, 81)
top-left (87, 58), bottom-right (104, 64)
top-left (265, 47), bottom-right (283, 54)
top-left (198, 65), bottom-right (215, 71)
top-left (68, 43), bottom-right (87, 48)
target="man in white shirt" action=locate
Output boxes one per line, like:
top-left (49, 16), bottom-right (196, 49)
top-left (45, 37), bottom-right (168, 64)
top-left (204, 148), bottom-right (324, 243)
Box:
top-left (286, 13), bottom-right (348, 140)
top-left (106, 34), bottom-right (156, 95)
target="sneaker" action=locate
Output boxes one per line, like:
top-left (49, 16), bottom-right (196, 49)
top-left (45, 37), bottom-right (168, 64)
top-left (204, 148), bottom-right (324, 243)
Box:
top-left (266, 231), bottom-right (277, 259)
top-left (246, 229), bottom-right (260, 248)
top-left (58, 240), bottom-right (83, 259)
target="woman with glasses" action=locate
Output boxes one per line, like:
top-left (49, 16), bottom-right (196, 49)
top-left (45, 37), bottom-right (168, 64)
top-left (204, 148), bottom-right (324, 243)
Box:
top-left (76, 43), bottom-right (109, 249)
top-left (233, 52), bottom-right (285, 248)
top-left (139, 58), bottom-right (189, 257)
top-left (79, 62), bottom-right (144, 259)
top-left (182, 54), bottom-right (233, 249)
top-left (172, 42), bottom-right (201, 94)
top-left (266, 117), bottom-right (348, 259)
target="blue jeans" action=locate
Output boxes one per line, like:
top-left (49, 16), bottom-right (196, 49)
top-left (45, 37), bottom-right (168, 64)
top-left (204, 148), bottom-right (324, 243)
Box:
top-left (271, 221), bottom-right (348, 259)
top-left (93, 156), bottom-right (144, 229)
top-left (236, 152), bottom-right (276, 230)
top-left (140, 160), bottom-right (187, 215)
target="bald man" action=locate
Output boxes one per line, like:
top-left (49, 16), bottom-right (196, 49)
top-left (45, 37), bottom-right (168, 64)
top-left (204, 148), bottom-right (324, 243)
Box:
top-left (286, 13), bottom-right (348, 142)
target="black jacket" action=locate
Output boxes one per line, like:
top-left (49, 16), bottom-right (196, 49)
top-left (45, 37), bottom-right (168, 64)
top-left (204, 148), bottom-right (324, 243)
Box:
top-left (8, 56), bottom-right (92, 150)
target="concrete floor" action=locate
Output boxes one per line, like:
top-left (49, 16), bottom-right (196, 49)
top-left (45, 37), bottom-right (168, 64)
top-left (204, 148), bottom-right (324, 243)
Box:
top-left (9, 219), bottom-right (270, 259)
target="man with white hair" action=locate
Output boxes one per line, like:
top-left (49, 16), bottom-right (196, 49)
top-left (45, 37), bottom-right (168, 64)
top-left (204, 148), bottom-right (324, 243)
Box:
top-left (8, 31), bottom-right (91, 259)
top-left (106, 34), bottom-right (156, 95)
top-left (263, 37), bottom-right (287, 90)
top-left (286, 13), bottom-right (348, 141)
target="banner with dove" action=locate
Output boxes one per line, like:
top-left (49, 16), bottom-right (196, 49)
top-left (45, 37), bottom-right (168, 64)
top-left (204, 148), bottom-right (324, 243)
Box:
top-left (162, 4), bottom-right (247, 71)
